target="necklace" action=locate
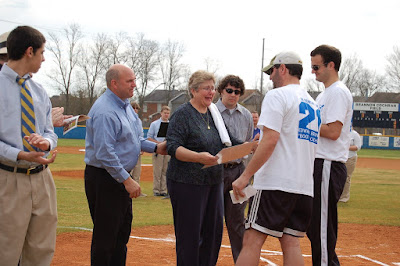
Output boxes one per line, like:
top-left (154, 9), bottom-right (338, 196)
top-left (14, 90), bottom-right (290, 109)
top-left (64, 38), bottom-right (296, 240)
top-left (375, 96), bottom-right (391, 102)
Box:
top-left (200, 111), bottom-right (210, 130)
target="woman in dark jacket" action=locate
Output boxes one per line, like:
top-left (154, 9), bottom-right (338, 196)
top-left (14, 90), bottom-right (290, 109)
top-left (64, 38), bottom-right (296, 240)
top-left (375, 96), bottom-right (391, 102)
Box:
top-left (166, 70), bottom-right (240, 266)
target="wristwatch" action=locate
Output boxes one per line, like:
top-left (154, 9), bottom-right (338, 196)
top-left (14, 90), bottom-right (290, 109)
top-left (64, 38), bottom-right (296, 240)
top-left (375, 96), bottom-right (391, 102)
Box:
top-left (154, 145), bottom-right (158, 153)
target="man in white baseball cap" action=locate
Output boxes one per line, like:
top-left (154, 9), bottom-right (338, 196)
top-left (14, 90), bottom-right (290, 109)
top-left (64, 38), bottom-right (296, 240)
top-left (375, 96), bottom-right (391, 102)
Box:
top-left (233, 51), bottom-right (320, 265)
top-left (0, 31), bottom-right (10, 70)
top-left (262, 51), bottom-right (303, 77)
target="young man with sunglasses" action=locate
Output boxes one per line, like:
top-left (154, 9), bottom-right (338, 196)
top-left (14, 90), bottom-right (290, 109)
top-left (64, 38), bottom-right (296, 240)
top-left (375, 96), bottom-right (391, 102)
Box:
top-left (307, 45), bottom-right (353, 266)
top-left (232, 51), bottom-right (320, 265)
top-left (215, 75), bottom-right (254, 263)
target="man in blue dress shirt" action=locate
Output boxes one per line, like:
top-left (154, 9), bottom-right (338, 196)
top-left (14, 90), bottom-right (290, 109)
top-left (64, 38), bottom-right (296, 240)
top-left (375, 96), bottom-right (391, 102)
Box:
top-left (84, 64), bottom-right (167, 265)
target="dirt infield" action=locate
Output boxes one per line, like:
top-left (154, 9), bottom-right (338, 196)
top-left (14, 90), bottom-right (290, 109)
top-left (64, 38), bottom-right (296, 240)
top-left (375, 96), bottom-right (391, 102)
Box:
top-left (355, 157), bottom-right (400, 170)
top-left (53, 223), bottom-right (400, 265)
top-left (52, 147), bottom-right (400, 265)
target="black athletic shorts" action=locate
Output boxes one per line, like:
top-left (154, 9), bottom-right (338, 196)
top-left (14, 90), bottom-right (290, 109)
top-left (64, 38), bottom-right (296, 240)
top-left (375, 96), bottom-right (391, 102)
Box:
top-left (245, 190), bottom-right (313, 238)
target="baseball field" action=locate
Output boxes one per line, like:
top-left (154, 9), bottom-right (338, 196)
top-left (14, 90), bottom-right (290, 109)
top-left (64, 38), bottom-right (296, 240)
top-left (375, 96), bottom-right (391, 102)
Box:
top-left (51, 139), bottom-right (400, 265)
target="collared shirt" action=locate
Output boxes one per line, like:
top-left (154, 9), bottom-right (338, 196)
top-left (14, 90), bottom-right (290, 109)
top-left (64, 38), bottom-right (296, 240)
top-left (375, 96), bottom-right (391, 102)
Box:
top-left (253, 127), bottom-right (260, 139)
top-left (147, 118), bottom-right (168, 142)
top-left (348, 129), bottom-right (362, 158)
top-left (0, 64), bottom-right (57, 167)
top-left (84, 89), bottom-right (156, 183)
top-left (215, 99), bottom-right (253, 143)
top-left (136, 117), bottom-right (144, 137)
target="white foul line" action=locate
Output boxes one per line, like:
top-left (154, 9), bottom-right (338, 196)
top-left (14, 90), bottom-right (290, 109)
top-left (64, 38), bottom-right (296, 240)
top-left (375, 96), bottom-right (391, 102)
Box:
top-left (58, 226), bottom-right (391, 265)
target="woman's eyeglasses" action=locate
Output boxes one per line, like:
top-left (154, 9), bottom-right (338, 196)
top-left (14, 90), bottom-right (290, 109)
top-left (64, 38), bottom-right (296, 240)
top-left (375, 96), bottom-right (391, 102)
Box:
top-left (225, 88), bottom-right (241, 95)
top-left (201, 87), bottom-right (216, 92)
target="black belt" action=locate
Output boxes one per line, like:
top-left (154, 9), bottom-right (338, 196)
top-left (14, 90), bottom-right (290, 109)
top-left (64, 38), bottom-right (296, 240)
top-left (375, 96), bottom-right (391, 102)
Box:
top-left (0, 162), bottom-right (48, 175)
top-left (223, 162), bottom-right (242, 168)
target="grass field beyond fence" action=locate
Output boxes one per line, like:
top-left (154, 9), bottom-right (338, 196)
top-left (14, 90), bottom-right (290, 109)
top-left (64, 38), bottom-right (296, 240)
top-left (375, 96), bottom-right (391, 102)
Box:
top-left (53, 140), bottom-right (400, 234)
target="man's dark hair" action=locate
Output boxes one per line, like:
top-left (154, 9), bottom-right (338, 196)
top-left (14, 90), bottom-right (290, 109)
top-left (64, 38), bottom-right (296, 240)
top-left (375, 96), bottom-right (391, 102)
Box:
top-left (0, 54), bottom-right (7, 62)
top-left (7, 26), bottom-right (46, 61)
top-left (217, 75), bottom-right (245, 96)
top-left (282, 64), bottom-right (303, 80)
top-left (310, 44), bottom-right (342, 71)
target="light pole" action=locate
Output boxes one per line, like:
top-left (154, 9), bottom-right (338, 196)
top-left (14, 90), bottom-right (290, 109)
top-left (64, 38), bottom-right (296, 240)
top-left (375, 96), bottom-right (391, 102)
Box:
top-left (260, 38), bottom-right (265, 93)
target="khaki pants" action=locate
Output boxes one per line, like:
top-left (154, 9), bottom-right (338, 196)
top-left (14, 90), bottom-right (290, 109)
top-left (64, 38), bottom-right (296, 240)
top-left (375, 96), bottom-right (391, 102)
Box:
top-left (0, 167), bottom-right (57, 265)
top-left (130, 154), bottom-right (142, 183)
top-left (340, 156), bottom-right (357, 202)
top-left (152, 154), bottom-right (170, 194)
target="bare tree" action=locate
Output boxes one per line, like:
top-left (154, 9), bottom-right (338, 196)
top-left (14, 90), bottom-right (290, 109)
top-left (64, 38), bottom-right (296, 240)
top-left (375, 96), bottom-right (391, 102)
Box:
top-left (158, 40), bottom-right (187, 103)
top-left (105, 32), bottom-right (128, 66)
top-left (77, 33), bottom-right (109, 106)
top-left (251, 77), bottom-right (259, 92)
top-left (302, 76), bottom-right (324, 92)
top-left (127, 33), bottom-right (160, 113)
top-left (126, 34), bottom-right (142, 73)
top-left (385, 45), bottom-right (400, 92)
top-left (47, 23), bottom-right (83, 113)
top-left (339, 54), bottom-right (363, 94)
top-left (203, 57), bottom-right (220, 74)
top-left (357, 69), bottom-right (387, 98)
top-left (176, 67), bottom-right (192, 91)
top-left (338, 54), bottom-right (387, 97)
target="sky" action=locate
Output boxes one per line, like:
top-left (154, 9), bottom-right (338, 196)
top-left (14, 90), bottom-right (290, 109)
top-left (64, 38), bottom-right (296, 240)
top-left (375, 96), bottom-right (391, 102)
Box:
top-left (1, 0), bottom-right (399, 96)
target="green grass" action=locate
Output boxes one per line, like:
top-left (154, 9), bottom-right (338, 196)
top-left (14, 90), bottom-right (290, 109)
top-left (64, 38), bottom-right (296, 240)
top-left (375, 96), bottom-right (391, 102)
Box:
top-left (57, 138), bottom-right (85, 147)
top-left (54, 139), bottom-right (172, 234)
top-left (141, 155), bottom-right (152, 164)
top-left (55, 179), bottom-right (173, 234)
top-left (52, 153), bottom-right (86, 171)
top-left (358, 148), bottom-right (400, 159)
top-left (338, 168), bottom-right (400, 226)
top-left (130, 181), bottom-right (173, 227)
top-left (56, 178), bottom-right (92, 233)
top-left (54, 139), bottom-right (400, 235)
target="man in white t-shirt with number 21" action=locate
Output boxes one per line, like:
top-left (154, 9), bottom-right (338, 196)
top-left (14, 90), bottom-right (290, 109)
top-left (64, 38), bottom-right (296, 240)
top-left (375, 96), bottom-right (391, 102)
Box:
top-left (232, 51), bottom-right (321, 265)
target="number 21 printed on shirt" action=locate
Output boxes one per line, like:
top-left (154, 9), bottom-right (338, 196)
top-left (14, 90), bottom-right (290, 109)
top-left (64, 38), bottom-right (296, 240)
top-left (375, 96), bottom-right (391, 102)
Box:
top-left (298, 100), bottom-right (321, 144)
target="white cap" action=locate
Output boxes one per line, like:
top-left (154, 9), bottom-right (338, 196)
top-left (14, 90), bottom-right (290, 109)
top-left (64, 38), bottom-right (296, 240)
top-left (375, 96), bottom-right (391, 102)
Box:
top-left (0, 31), bottom-right (10, 55)
top-left (262, 51), bottom-right (302, 73)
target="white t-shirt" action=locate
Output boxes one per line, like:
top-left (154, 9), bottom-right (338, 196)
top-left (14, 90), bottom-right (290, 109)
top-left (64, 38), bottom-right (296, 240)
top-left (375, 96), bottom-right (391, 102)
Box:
top-left (316, 81), bottom-right (353, 163)
top-left (253, 84), bottom-right (320, 197)
top-left (348, 129), bottom-right (362, 158)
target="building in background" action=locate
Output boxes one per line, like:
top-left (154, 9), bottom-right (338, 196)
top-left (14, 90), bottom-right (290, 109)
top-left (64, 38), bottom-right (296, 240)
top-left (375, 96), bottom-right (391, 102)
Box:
top-left (141, 89), bottom-right (264, 127)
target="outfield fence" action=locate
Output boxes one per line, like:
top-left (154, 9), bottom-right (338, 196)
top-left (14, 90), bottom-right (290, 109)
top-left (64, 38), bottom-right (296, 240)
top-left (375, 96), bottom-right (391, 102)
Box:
top-left (54, 126), bottom-right (400, 150)
top-left (55, 126), bottom-right (149, 139)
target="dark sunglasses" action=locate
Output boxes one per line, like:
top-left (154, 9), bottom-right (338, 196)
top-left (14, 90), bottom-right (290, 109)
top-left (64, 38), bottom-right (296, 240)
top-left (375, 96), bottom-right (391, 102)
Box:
top-left (265, 64), bottom-right (280, 75)
top-left (225, 88), bottom-right (241, 95)
top-left (311, 63), bottom-right (328, 71)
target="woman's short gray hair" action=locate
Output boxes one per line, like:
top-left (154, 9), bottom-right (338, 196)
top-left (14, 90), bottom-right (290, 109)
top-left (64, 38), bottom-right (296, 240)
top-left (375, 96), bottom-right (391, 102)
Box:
top-left (188, 70), bottom-right (215, 98)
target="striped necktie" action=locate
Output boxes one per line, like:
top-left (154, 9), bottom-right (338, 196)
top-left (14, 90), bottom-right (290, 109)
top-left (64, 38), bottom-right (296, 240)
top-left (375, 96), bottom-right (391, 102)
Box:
top-left (18, 77), bottom-right (37, 152)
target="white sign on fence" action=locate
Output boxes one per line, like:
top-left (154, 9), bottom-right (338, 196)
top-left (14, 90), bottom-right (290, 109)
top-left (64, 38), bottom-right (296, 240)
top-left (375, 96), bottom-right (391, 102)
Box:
top-left (368, 136), bottom-right (390, 147)
top-left (394, 137), bottom-right (400, 148)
